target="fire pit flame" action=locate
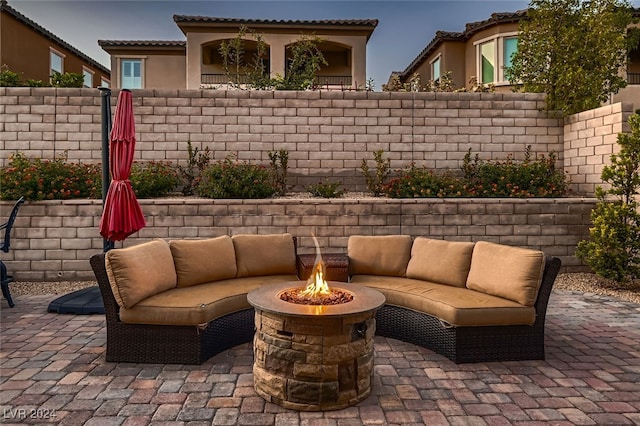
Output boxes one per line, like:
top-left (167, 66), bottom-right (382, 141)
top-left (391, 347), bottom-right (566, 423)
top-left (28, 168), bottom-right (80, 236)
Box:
top-left (300, 236), bottom-right (330, 298)
top-left (279, 235), bottom-right (354, 305)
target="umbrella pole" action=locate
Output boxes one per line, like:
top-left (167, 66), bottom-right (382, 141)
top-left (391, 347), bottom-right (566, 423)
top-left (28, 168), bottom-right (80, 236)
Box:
top-left (99, 87), bottom-right (114, 252)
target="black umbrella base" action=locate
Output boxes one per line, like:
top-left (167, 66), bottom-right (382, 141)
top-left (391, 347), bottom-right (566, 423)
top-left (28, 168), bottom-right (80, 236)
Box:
top-left (48, 286), bottom-right (104, 315)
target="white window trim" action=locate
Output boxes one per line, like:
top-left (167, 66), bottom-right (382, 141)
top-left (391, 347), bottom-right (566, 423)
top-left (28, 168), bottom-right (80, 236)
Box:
top-left (474, 32), bottom-right (518, 86)
top-left (49, 47), bottom-right (65, 75)
top-left (82, 67), bottom-right (94, 88)
top-left (429, 54), bottom-right (442, 82)
top-left (115, 56), bottom-right (147, 89)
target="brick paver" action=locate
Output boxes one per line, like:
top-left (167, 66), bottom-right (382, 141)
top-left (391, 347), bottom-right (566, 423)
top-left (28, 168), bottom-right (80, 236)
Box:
top-left (1, 290), bottom-right (639, 425)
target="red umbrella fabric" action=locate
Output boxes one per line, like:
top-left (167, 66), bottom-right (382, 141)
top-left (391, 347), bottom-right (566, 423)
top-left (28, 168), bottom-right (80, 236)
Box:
top-left (99, 90), bottom-right (145, 241)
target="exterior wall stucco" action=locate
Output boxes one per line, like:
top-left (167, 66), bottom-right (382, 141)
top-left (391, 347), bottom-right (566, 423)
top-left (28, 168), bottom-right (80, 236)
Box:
top-left (1, 12), bottom-right (110, 86)
top-left (185, 32), bottom-right (367, 89)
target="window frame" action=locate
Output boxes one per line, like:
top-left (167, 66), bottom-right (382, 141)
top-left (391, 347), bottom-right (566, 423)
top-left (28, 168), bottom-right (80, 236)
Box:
top-left (82, 67), bottom-right (94, 88)
top-left (430, 55), bottom-right (441, 82)
top-left (474, 32), bottom-right (518, 86)
top-left (117, 56), bottom-right (146, 89)
top-left (49, 48), bottom-right (65, 78)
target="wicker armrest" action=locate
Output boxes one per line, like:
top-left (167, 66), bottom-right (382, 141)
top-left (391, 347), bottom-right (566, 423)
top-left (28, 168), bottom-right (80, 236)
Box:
top-left (297, 253), bottom-right (349, 282)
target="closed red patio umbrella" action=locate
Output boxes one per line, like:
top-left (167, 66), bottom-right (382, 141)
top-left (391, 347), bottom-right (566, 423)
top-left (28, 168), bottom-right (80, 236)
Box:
top-left (99, 89), bottom-right (145, 242)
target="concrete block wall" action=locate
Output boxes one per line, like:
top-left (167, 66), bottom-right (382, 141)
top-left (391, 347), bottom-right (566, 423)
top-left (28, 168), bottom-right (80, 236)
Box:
top-left (0, 88), bottom-right (564, 191)
top-left (563, 102), bottom-right (635, 195)
top-left (1, 198), bottom-right (595, 282)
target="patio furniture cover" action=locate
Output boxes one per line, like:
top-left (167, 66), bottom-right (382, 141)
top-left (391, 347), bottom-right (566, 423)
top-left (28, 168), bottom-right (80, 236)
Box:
top-left (99, 89), bottom-right (145, 241)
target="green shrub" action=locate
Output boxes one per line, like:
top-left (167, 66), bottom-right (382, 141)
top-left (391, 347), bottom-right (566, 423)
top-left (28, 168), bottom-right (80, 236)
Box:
top-left (383, 149), bottom-right (569, 199)
top-left (269, 149), bottom-right (289, 196)
top-left (361, 149), bottom-right (390, 196)
top-left (177, 141), bottom-right (211, 196)
top-left (461, 147), bottom-right (568, 197)
top-left (576, 113), bottom-right (640, 282)
top-left (382, 165), bottom-right (463, 198)
top-left (50, 71), bottom-right (84, 88)
top-left (197, 155), bottom-right (277, 198)
top-left (0, 65), bottom-right (21, 87)
top-left (307, 179), bottom-right (344, 198)
top-left (130, 161), bottom-right (180, 198)
top-left (0, 152), bottom-right (101, 200)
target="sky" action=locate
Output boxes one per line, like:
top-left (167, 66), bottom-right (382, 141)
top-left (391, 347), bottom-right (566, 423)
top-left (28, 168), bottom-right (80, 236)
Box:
top-left (9, 0), bottom-right (640, 90)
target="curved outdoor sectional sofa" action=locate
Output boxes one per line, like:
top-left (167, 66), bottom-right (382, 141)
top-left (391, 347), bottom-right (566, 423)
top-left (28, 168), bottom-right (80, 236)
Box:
top-left (90, 233), bottom-right (560, 365)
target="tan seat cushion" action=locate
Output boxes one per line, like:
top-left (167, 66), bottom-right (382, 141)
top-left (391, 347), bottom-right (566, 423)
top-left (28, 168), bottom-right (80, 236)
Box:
top-left (119, 275), bottom-right (299, 325)
top-left (348, 235), bottom-right (412, 277)
top-left (406, 237), bottom-right (475, 287)
top-left (169, 236), bottom-right (237, 287)
top-left (466, 241), bottom-right (545, 307)
top-left (351, 275), bottom-right (536, 326)
top-left (232, 234), bottom-right (297, 277)
top-left (105, 239), bottom-right (177, 309)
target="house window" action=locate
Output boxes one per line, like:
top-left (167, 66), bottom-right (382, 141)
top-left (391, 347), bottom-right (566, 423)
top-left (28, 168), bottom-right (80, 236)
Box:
top-left (101, 78), bottom-right (110, 88)
top-left (121, 59), bottom-right (142, 89)
top-left (503, 37), bottom-right (518, 70)
top-left (431, 57), bottom-right (441, 82)
top-left (480, 40), bottom-right (495, 84)
top-left (50, 49), bottom-right (64, 76)
top-left (82, 68), bottom-right (94, 88)
top-left (475, 34), bottom-right (518, 85)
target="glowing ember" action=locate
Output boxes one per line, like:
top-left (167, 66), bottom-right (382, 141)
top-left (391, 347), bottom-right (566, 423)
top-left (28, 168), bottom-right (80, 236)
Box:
top-left (279, 235), bottom-right (354, 305)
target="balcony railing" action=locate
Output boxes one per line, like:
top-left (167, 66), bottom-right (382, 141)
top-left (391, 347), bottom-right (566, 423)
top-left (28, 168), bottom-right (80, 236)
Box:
top-left (201, 74), bottom-right (250, 85)
top-left (628, 73), bottom-right (640, 85)
top-left (201, 73), bottom-right (353, 87)
top-left (313, 75), bottom-right (352, 87)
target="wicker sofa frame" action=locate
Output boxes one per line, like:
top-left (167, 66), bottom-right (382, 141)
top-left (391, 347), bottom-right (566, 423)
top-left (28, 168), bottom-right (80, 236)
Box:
top-left (91, 253), bottom-right (258, 364)
top-left (372, 256), bottom-right (562, 364)
top-left (90, 247), bottom-right (560, 365)
top-left (89, 243), bottom-right (345, 365)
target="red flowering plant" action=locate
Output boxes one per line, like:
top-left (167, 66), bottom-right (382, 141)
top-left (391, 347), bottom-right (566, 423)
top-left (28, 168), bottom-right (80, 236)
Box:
top-left (0, 152), bottom-right (100, 200)
top-left (382, 148), bottom-right (569, 198)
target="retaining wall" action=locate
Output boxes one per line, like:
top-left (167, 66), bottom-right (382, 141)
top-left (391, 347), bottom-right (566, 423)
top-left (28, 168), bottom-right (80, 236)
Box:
top-left (564, 103), bottom-right (635, 195)
top-left (1, 88), bottom-right (566, 191)
top-left (2, 197), bottom-right (596, 282)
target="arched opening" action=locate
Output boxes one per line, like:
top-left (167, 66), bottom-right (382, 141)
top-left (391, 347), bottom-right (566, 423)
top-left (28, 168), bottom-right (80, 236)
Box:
top-left (201, 39), bottom-right (270, 85)
top-left (285, 40), bottom-right (352, 88)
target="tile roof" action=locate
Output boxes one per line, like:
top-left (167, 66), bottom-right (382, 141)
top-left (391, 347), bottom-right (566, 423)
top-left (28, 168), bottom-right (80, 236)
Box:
top-left (98, 40), bottom-right (186, 48)
top-left (174, 15), bottom-right (378, 40)
top-left (173, 15), bottom-right (378, 27)
top-left (1, 0), bottom-right (109, 74)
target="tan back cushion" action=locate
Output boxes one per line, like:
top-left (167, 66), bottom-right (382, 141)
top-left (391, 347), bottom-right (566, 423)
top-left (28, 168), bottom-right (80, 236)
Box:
top-left (232, 233), bottom-right (297, 277)
top-left (105, 239), bottom-right (177, 309)
top-left (466, 241), bottom-right (545, 306)
top-left (348, 235), bottom-right (412, 277)
top-left (406, 237), bottom-right (475, 287)
top-left (169, 236), bottom-right (237, 287)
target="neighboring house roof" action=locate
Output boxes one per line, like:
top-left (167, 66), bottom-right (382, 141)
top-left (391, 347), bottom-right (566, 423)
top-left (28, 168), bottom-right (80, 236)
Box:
top-left (399, 9), bottom-right (527, 79)
top-left (98, 40), bottom-right (186, 49)
top-left (1, 0), bottom-right (109, 74)
top-left (174, 15), bottom-right (379, 40)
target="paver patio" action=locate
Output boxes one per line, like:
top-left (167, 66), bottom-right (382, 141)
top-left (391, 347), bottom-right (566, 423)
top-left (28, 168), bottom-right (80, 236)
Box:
top-left (1, 290), bottom-right (639, 425)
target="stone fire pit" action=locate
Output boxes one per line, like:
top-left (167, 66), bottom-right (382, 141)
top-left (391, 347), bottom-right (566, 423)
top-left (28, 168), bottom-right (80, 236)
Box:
top-left (247, 281), bottom-right (385, 411)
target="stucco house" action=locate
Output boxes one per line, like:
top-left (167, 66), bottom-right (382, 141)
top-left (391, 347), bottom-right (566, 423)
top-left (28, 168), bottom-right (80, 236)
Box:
top-left (389, 9), bottom-right (640, 107)
top-left (0, 0), bottom-right (110, 87)
top-left (99, 16), bottom-right (377, 90)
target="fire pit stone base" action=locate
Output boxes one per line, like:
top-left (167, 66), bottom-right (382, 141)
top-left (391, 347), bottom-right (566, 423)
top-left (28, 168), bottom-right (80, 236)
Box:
top-left (252, 306), bottom-right (377, 411)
